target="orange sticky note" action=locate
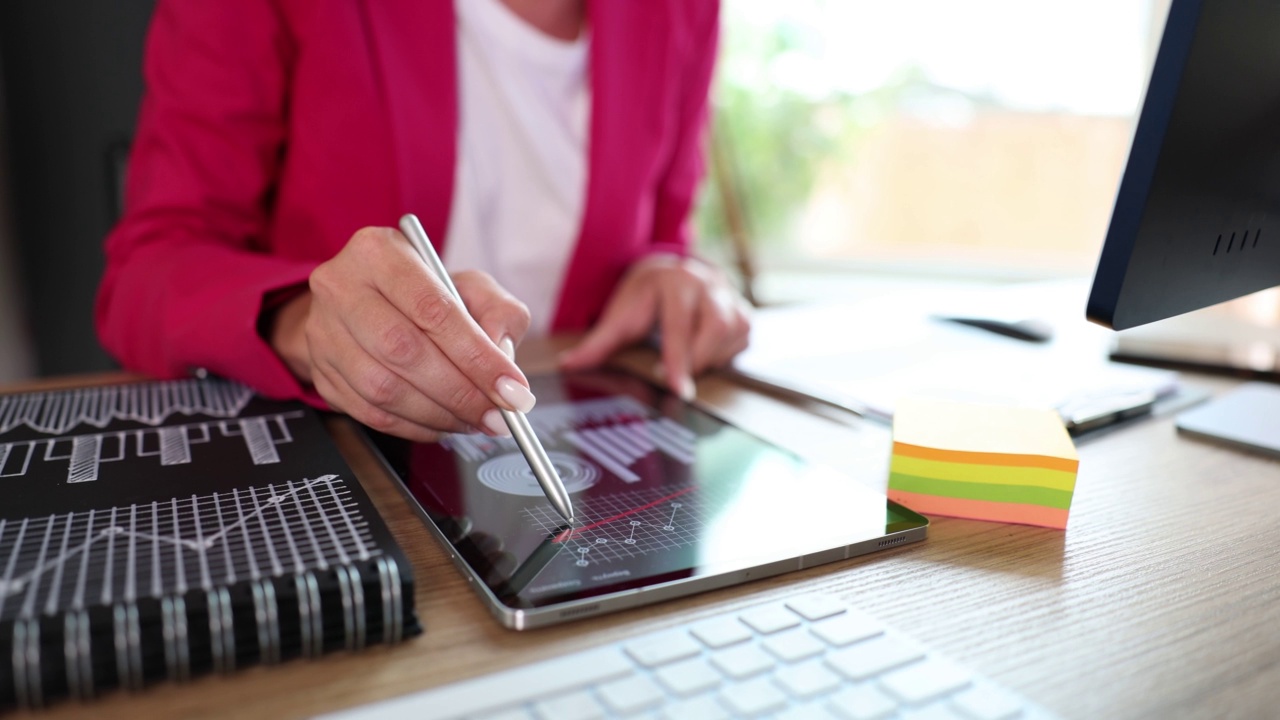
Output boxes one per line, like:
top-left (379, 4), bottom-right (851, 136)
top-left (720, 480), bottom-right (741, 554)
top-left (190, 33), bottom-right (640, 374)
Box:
top-left (887, 397), bottom-right (1079, 529)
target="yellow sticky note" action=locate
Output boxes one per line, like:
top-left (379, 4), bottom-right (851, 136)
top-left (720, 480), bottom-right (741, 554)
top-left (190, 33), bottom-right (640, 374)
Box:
top-left (887, 397), bottom-right (1079, 529)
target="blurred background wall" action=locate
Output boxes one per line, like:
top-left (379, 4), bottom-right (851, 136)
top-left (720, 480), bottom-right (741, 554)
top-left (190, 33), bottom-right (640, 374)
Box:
top-left (0, 0), bottom-right (154, 378)
top-left (0, 63), bottom-right (35, 384)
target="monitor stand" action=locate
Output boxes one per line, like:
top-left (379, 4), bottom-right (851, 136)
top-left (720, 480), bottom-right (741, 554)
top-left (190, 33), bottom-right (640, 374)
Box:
top-left (1176, 383), bottom-right (1280, 458)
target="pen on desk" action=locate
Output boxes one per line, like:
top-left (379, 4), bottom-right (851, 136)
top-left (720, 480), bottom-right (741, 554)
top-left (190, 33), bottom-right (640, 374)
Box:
top-left (1060, 390), bottom-right (1157, 435)
top-left (398, 213), bottom-right (576, 523)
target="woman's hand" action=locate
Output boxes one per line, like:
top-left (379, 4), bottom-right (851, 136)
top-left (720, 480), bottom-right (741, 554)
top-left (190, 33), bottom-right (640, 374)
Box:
top-left (559, 255), bottom-right (751, 398)
top-left (268, 226), bottom-right (535, 442)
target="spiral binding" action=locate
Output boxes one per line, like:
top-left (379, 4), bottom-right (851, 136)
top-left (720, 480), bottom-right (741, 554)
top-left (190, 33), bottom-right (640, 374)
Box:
top-left (208, 587), bottom-right (235, 675)
top-left (161, 596), bottom-right (191, 682)
top-left (252, 580), bottom-right (282, 665)
top-left (376, 557), bottom-right (404, 645)
top-left (12, 618), bottom-right (40, 709)
top-left (64, 610), bottom-right (93, 700)
top-left (113, 603), bottom-right (143, 691)
top-left (296, 572), bottom-right (323, 659)
top-left (4, 556), bottom-right (414, 710)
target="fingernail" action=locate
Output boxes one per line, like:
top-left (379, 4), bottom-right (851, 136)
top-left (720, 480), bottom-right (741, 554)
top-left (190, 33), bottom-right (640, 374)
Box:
top-left (677, 375), bottom-right (696, 402)
top-left (496, 376), bottom-right (536, 413)
top-left (498, 335), bottom-right (516, 360)
top-left (481, 408), bottom-right (511, 436)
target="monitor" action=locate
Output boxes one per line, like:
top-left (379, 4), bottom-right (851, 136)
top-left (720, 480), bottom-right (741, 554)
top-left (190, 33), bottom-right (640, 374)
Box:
top-left (1087, 0), bottom-right (1280, 330)
top-left (1087, 0), bottom-right (1280, 457)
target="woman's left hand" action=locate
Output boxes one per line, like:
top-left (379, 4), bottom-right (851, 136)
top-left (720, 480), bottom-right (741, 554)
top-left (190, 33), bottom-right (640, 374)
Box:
top-left (559, 255), bottom-right (751, 399)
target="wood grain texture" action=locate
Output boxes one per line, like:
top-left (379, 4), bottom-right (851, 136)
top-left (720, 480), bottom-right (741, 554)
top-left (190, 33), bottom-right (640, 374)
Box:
top-left (5, 348), bottom-right (1279, 720)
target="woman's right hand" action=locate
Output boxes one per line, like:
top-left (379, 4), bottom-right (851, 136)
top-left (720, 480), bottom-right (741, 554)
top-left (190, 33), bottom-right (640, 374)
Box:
top-left (268, 226), bottom-right (535, 442)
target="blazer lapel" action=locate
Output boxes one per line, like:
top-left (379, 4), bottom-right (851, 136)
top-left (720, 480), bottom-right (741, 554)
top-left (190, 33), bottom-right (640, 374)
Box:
top-left (360, 0), bottom-right (458, 250)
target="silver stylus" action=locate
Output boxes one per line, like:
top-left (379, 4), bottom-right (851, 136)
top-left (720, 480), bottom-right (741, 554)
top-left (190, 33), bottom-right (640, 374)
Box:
top-left (398, 213), bottom-right (575, 523)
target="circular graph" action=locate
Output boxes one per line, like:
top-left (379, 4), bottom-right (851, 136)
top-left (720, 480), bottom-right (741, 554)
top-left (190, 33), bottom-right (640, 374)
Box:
top-left (476, 452), bottom-right (600, 496)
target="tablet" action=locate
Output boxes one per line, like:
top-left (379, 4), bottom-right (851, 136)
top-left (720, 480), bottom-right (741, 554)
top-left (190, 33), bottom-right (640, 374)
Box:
top-left (366, 370), bottom-right (928, 629)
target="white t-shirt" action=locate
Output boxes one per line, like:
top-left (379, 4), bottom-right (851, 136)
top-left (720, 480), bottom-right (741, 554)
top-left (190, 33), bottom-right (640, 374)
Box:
top-left (443, 0), bottom-right (590, 337)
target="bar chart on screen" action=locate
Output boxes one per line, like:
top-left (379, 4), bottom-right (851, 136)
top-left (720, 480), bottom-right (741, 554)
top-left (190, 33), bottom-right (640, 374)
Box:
top-left (442, 396), bottom-right (698, 489)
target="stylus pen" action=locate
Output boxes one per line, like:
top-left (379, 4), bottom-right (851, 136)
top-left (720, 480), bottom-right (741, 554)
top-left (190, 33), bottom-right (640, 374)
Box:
top-left (398, 213), bottom-right (576, 523)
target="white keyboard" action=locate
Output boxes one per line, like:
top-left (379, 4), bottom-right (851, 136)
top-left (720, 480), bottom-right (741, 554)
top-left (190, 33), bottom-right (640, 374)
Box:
top-left (320, 594), bottom-right (1056, 720)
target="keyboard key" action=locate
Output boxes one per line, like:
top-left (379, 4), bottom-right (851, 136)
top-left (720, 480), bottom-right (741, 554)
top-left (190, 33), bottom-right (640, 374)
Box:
top-left (690, 616), bottom-right (753, 649)
top-left (950, 685), bottom-right (1025, 720)
top-left (625, 632), bottom-right (703, 668)
top-left (532, 689), bottom-right (607, 720)
top-left (811, 613), bottom-right (885, 648)
top-left (826, 634), bottom-right (925, 681)
top-left (881, 658), bottom-right (973, 706)
top-left (710, 644), bottom-right (776, 679)
top-left (901, 703), bottom-right (970, 720)
top-left (763, 629), bottom-right (827, 663)
top-left (476, 708), bottom-right (536, 720)
top-left (774, 659), bottom-right (842, 699)
top-left (660, 694), bottom-right (731, 720)
top-left (787, 594), bottom-right (848, 622)
top-left (654, 657), bottom-right (722, 697)
top-left (597, 674), bottom-right (666, 714)
top-left (827, 684), bottom-right (900, 720)
top-left (740, 603), bottom-right (803, 634)
top-left (776, 705), bottom-right (843, 720)
top-left (314, 595), bottom-right (1056, 720)
top-left (719, 677), bottom-right (789, 716)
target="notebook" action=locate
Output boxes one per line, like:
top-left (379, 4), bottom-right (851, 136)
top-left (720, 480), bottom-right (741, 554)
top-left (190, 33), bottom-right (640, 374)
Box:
top-left (0, 378), bottom-right (420, 710)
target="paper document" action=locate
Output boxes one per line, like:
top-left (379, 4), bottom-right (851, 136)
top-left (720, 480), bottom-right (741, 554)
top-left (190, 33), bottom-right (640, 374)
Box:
top-left (732, 283), bottom-right (1178, 427)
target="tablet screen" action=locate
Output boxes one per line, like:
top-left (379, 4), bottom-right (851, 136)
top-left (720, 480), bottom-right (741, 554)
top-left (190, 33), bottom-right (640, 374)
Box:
top-left (370, 370), bottom-right (926, 620)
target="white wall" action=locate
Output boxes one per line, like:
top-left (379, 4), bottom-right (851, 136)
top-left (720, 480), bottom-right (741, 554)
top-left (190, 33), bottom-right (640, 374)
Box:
top-left (0, 67), bottom-right (37, 384)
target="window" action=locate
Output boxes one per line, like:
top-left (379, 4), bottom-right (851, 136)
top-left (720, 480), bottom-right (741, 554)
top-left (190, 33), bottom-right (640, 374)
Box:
top-left (697, 0), bottom-right (1169, 294)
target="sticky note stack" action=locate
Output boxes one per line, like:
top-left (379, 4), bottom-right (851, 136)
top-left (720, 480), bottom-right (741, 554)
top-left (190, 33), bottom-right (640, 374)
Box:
top-left (887, 397), bottom-right (1079, 529)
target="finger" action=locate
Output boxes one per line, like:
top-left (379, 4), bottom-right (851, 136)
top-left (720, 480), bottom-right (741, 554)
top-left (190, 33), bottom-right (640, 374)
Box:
top-left (559, 288), bottom-right (658, 370)
top-left (691, 289), bottom-right (732, 371)
top-left (689, 287), bottom-right (753, 373)
top-left (355, 227), bottom-right (533, 413)
top-left (330, 281), bottom-right (508, 431)
top-left (312, 327), bottom-right (484, 436)
top-left (658, 279), bottom-right (698, 400)
top-left (310, 357), bottom-right (450, 443)
top-left (712, 326), bottom-right (751, 368)
top-left (454, 270), bottom-right (533, 348)
top-left (711, 308), bottom-right (752, 368)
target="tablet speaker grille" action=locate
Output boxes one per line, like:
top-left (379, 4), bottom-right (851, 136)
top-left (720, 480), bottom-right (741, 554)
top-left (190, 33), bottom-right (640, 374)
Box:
top-left (1212, 228), bottom-right (1263, 255)
top-left (878, 536), bottom-right (908, 548)
top-left (560, 604), bottom-right (601, 619)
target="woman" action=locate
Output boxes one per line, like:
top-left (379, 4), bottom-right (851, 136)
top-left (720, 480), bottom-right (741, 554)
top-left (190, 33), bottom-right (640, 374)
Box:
top-left (96, 0), bottom-right (749, 442)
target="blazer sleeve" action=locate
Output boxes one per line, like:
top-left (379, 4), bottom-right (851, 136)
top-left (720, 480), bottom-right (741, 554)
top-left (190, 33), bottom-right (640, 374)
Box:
top-left (646, 0), bottom-right (720, 257)
top-left (95, 0), bottom-right (319, 402)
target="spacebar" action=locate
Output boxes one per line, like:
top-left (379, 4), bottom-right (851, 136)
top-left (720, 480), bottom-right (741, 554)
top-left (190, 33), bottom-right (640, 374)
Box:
top-left (318, 647), bottom-right (635, 719)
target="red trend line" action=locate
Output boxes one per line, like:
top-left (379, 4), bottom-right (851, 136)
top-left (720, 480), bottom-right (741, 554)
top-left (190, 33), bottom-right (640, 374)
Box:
top-left (554, 486), bottom-right (697, 543)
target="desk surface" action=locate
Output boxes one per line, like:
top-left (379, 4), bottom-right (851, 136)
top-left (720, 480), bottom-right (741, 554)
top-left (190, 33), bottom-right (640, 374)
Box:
top-left (8, 338), bottom-right (1280, 720)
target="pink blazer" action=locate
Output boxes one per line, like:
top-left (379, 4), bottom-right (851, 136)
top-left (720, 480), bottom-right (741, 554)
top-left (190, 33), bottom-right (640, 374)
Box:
top-left (96, 0), bottom-right (718, 402)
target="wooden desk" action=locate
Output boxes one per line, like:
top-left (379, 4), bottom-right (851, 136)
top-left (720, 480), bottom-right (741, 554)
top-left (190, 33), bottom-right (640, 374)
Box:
top-left (10, 340), bottom-right (1280, 720)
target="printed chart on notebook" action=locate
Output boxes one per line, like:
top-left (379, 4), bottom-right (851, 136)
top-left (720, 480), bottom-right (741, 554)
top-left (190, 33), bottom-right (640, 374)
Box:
top-left (0, 378), bottom-right (419, 709)
top-left (0, 380), bottom-right (383, 623)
